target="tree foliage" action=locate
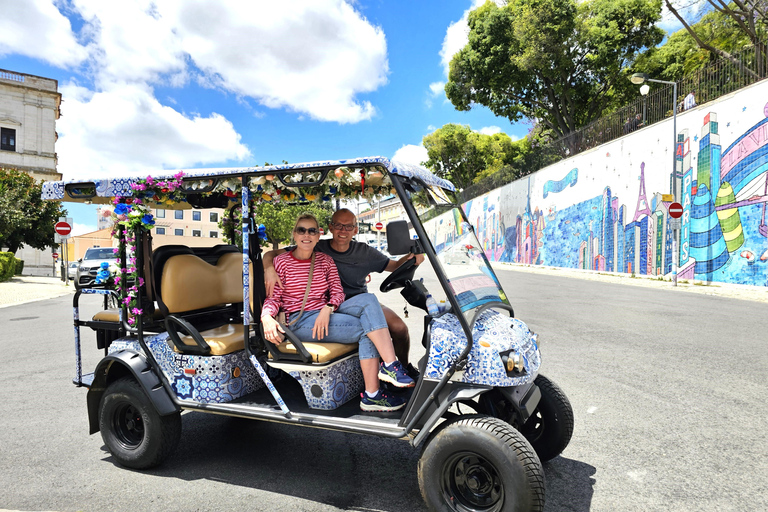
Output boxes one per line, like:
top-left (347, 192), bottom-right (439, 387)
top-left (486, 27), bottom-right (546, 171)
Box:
top-left (0, 167), bottom-right (66, 254)
top-left (422, 123), bottom-right (540, 189)
top-left (662, 0), bottom-right (768, 78)
top-left (445, 0), bottom-right (664, 139)
top-left (221, 202), bottom-right (333, 250)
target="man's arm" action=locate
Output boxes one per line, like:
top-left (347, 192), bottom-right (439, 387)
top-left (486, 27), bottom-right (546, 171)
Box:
top-left (384, 252), bottom-right (425, 272)
top-left (263, 248), bottom-right (287, 297)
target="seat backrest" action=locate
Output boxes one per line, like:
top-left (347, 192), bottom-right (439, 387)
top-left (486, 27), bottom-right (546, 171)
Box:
top-left (160, 251), bottom-right (254, 314)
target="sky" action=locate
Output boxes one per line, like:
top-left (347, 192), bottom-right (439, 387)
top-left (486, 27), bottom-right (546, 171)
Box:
top-left (0, 0), bottom-right (696, 235)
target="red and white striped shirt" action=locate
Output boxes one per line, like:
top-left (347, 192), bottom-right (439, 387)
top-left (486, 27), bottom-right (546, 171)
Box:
top-left (261, 251), bottom-right (345, 319)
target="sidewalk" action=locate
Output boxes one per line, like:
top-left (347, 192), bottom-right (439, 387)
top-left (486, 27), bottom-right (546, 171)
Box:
top-left (496, 262), bottom-right (768, 304)
top-left (0, 275), bottom-right (74, 309)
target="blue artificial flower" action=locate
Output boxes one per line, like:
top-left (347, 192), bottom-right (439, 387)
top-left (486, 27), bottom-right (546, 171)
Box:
top-left (329, 186), bottom-right (338, 194)
top-left (257, 224), bottom-right (267, 240)
top-left (114, 203), bottom-right (130, 215)
top-left (142, 214), bottom-right (155, 226)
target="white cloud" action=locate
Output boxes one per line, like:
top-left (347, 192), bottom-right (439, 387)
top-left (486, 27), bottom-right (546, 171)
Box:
top-left (429, 81), bottom-right (445, 96)
top-left (0, 0), bottom-right (88, 67)
top-left (478, 126), bottom-right (502, 135)
top-left (440, 0), bottom-right (498, 77)
top-left (392, 144), bottom-right (428, 167)
top-left (57, 82), bottom-right (252, 180)
top-left (72, 222), bottom-right (96, 237)
top-left (659, 1), bottom-right (711, 36)
top-left (71, 0), bottom-right (389, 123)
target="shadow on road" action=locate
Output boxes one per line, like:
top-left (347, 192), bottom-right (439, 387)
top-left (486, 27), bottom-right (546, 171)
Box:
top-left (100, 412), bottom-right (595, 511)
top-left (544, 456), bottom-right (596, 512)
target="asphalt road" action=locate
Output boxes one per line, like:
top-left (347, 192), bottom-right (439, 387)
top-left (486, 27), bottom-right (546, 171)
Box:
top-left (1, 268), bottom-right (766, 512)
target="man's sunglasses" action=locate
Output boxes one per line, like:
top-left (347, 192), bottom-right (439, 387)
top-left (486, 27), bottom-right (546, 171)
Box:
top-left (294, 227), bottom-right (319, 235)
top-left (332, 223), bottom-right (355, 231)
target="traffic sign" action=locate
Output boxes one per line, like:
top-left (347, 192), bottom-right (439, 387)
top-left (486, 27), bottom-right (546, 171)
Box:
top-left (669, 218), bottom-right (682, 230)
top-left (668, 202), bottom-right (683, 219)
top-left (52, 252), bottom-right (59, 259)
top-left (375, 222), bottom-right (384, 231)
top-left (54, 221), bottom-right (72, 236)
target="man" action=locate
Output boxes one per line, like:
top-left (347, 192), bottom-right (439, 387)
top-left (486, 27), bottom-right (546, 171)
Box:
top-left (684, 90), bottom-right (696, 111)
top-left (264, 208), bottom-right (424, 376)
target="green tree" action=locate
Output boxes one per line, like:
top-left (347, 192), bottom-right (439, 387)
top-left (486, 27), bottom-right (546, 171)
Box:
top-left (221, 202), bottom-right (333, 250)
top-left (0, 167), bottom-right (66, 254)
top-left (445, 0), bottom-right (664, 140)
top-left (422, 123), bottom-right (531, 189)
top-left (663, 0), bottom-right (768, 78)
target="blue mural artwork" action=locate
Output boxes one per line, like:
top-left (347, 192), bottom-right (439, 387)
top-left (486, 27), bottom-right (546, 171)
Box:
top-left (457, 106), bottom-right (768, 288)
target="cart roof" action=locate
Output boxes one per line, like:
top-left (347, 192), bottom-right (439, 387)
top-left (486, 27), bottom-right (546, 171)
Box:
top-left (41, 156), bottom-right (454, 203)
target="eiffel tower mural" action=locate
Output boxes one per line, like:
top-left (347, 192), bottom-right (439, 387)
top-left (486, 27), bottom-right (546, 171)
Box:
top-left (633, 162), bottom-right (652, 222)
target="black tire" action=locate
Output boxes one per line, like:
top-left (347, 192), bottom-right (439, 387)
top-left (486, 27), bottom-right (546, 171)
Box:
top-left (418, 415), bottom-right (545, 512)
top-left (519, 375), bottom-right (574, 462)
top-left (99, 377), bottom-right (181, 469)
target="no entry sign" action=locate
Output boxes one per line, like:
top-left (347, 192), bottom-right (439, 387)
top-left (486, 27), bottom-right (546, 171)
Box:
top-left (54, 221), bottom-right (72, 236)
top-left (375, 222), bottom-right (384, 230)
top-left (668, 202), bottom-right (683, 219)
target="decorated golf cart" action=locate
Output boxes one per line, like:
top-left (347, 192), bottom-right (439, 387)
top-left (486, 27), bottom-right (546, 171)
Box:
top-left (43, 157), bottom-right (573, 512)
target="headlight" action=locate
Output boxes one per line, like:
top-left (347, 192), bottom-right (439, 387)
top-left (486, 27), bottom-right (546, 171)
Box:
top-left (505, 353), bottom-right (525, 373)
top-left (79, 266), bottom-right (88, 271)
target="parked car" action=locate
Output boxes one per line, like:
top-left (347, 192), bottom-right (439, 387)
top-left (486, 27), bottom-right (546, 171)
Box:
top-left (67, 261), bottom-right (78, 280)
top-left (75, 247), bottom-right (117, 289)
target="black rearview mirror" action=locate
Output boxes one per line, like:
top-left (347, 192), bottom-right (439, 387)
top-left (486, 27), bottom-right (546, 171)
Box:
top-left (387, 220), bottom-right (416, 255)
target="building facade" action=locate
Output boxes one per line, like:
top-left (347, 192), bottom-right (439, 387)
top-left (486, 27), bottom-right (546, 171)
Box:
top-left (0, 69), bottom-right (61, 181)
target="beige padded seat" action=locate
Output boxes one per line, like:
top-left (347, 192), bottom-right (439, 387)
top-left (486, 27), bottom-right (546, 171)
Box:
top-left (175, 323), bottom-right (245, 356)
top-left (269, 340), bottom-right (357, 363)
top-left (92, 308), bottom-right (163, 322)
top-left (161, 252), bottom-right (253, 357)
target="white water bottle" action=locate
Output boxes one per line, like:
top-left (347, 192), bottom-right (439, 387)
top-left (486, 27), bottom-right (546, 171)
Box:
top-left (426, 293), bottom-right (440, 316)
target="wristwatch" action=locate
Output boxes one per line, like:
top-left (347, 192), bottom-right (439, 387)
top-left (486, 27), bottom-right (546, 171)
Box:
top-left (325, 303), bottom-right (336, 313)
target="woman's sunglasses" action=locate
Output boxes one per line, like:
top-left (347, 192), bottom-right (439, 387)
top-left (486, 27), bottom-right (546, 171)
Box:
top-left (294, 227), bottom-right (319, 235)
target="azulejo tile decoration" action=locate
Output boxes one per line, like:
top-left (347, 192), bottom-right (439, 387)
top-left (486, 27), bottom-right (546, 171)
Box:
top-left (109, 333), bottom-right (264, 403)
top-left (426, 312), bottom-right (540, 387)
top-left (285, 355), bottom-right (365, 410)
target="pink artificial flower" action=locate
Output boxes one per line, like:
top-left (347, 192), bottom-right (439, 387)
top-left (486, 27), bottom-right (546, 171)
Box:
top-left (146, 176), bottom-right (155, 185)
top-left (138, 277), bottom-right (145, 286)
top-left (121, 268), bottom-right (127, 273)
top-left (112, 248), bottom-right (119, 254)
top-left (122, 297), bottom-right (131, 305)
top-left (174, 171), bottom-right (184, 180)
top-left (127, 317), bottom-right (136, 325)
top-left (114, 277), bottom-right (121, 284)
top-left (131, 308), bottom-right (143, 315)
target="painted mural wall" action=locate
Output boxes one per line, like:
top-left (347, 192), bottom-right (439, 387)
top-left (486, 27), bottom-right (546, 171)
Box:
top-left (431, 80), bottom-right (768, 287)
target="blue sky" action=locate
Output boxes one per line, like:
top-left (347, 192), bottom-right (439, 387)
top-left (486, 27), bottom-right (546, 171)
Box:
top-left (1, 0), bottom-right (693, 234)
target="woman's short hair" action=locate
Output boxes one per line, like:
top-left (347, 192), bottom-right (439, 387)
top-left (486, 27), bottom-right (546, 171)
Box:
top-left (293, 212), bottom-right (319, 232)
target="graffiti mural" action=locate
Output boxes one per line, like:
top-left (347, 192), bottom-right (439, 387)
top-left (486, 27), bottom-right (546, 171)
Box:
top-left (450, 82), bottom-right (768, 287)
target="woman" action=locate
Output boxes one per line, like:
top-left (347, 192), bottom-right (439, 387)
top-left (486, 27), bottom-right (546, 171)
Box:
top-left (261, 213), bottom-right (414, 412)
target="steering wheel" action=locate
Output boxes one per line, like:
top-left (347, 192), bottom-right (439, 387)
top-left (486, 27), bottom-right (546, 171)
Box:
top-left (380, 257), bottom-right (418, 292)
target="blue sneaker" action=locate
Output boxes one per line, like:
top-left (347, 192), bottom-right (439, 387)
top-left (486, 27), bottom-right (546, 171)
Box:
top-left (360, 389), bottom-right (407, 412)
top-left (379, 361), bottom-right (415, 388)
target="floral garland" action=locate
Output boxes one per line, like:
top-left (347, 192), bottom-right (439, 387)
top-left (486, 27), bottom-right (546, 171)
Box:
top-left (108, 172), bottom-right (185, 325)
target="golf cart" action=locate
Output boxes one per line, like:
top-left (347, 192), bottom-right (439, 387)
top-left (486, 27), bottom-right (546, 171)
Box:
top-left (43, 157), bottom-right (573, 512)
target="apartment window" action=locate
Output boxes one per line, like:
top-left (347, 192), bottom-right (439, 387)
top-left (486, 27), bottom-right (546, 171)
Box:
top-left (155, 209), bottom-right (165, 218)
top-left (1, 128), bottom-right (16, 151)
top-left (192, 229), bottom-right (201, 237)
top-left (192, 211), bottom-right (201, 221)
top-left (174, 228), bottom-right (183, 236)
top-left (174, 210), bottom-right (183, 220)
top-left (210, 212), bottom-right (219, 222)
top-left (209, 231), bottom-right (218, 238)
top-left (155, 227), bottom-right (166, 235)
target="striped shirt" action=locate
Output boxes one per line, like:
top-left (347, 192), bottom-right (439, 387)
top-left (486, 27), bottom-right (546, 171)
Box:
top-left (261, 251), bottom-right (345, 319)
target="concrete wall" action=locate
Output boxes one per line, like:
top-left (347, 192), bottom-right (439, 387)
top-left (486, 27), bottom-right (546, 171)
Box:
top-left (438, 80), bottom-right (768, 287)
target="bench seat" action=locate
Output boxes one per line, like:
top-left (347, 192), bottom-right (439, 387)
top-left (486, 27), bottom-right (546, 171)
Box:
top-left (269, 340), bottom-right (357, 363)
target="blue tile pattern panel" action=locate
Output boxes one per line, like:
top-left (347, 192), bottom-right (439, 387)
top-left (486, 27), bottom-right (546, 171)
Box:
top-left (284, 356), bottom-right (365, 410)
top-left (426, 312), bottom-right (540, 387)
top-left (109, 334), bottom-right (264, 403)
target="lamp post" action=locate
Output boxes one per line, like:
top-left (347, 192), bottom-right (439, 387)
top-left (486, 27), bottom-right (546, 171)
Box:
top-left (639, 83), bottom-right (649, 126)
top-left (631, 72), bottom-right (678, 286)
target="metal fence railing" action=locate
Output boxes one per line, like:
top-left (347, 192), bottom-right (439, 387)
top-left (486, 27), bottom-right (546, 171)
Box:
top-left (459, 42), bottom-right (768, 203)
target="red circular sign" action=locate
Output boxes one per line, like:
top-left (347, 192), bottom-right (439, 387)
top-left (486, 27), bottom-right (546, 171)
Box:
top-left (668, 202), bottom-right (683, 219)
top-left (375, 222), bottom-right (384, 231)
top-left (54, 221), bottom-right (72, 235)
top-left (52, 252), bottom-right (59, 259)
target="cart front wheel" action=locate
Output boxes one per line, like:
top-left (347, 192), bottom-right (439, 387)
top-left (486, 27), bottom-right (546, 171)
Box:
top-left (99, 377), bottom-right (181, 469)
top-left (419, 415), bottom-right (544, 512)
top-left (519, 375), bottom-right (573, 462)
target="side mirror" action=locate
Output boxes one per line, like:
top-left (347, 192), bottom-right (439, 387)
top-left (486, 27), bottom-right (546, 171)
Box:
top-left (387, 220), bottom-right (418, 255)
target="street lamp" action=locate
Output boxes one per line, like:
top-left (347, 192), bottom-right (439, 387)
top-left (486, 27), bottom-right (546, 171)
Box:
top-left (631, 72), bottom-right (679, 286)
top-left (639, 83), bottom-right (649, 126)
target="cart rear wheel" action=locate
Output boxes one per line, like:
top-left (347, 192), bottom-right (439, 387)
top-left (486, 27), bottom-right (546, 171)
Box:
top-left (418, 415), bottom-right (544, 512)
top-left (99, 377), bottom-right (181, 469)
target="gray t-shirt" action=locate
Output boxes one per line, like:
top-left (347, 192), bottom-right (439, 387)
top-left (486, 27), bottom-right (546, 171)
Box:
top-left (288, 240), bottom-right (390, 297)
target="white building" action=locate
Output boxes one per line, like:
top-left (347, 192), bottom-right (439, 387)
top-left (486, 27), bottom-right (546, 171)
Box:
top-left (0, 69), bottom-right (62, 276)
